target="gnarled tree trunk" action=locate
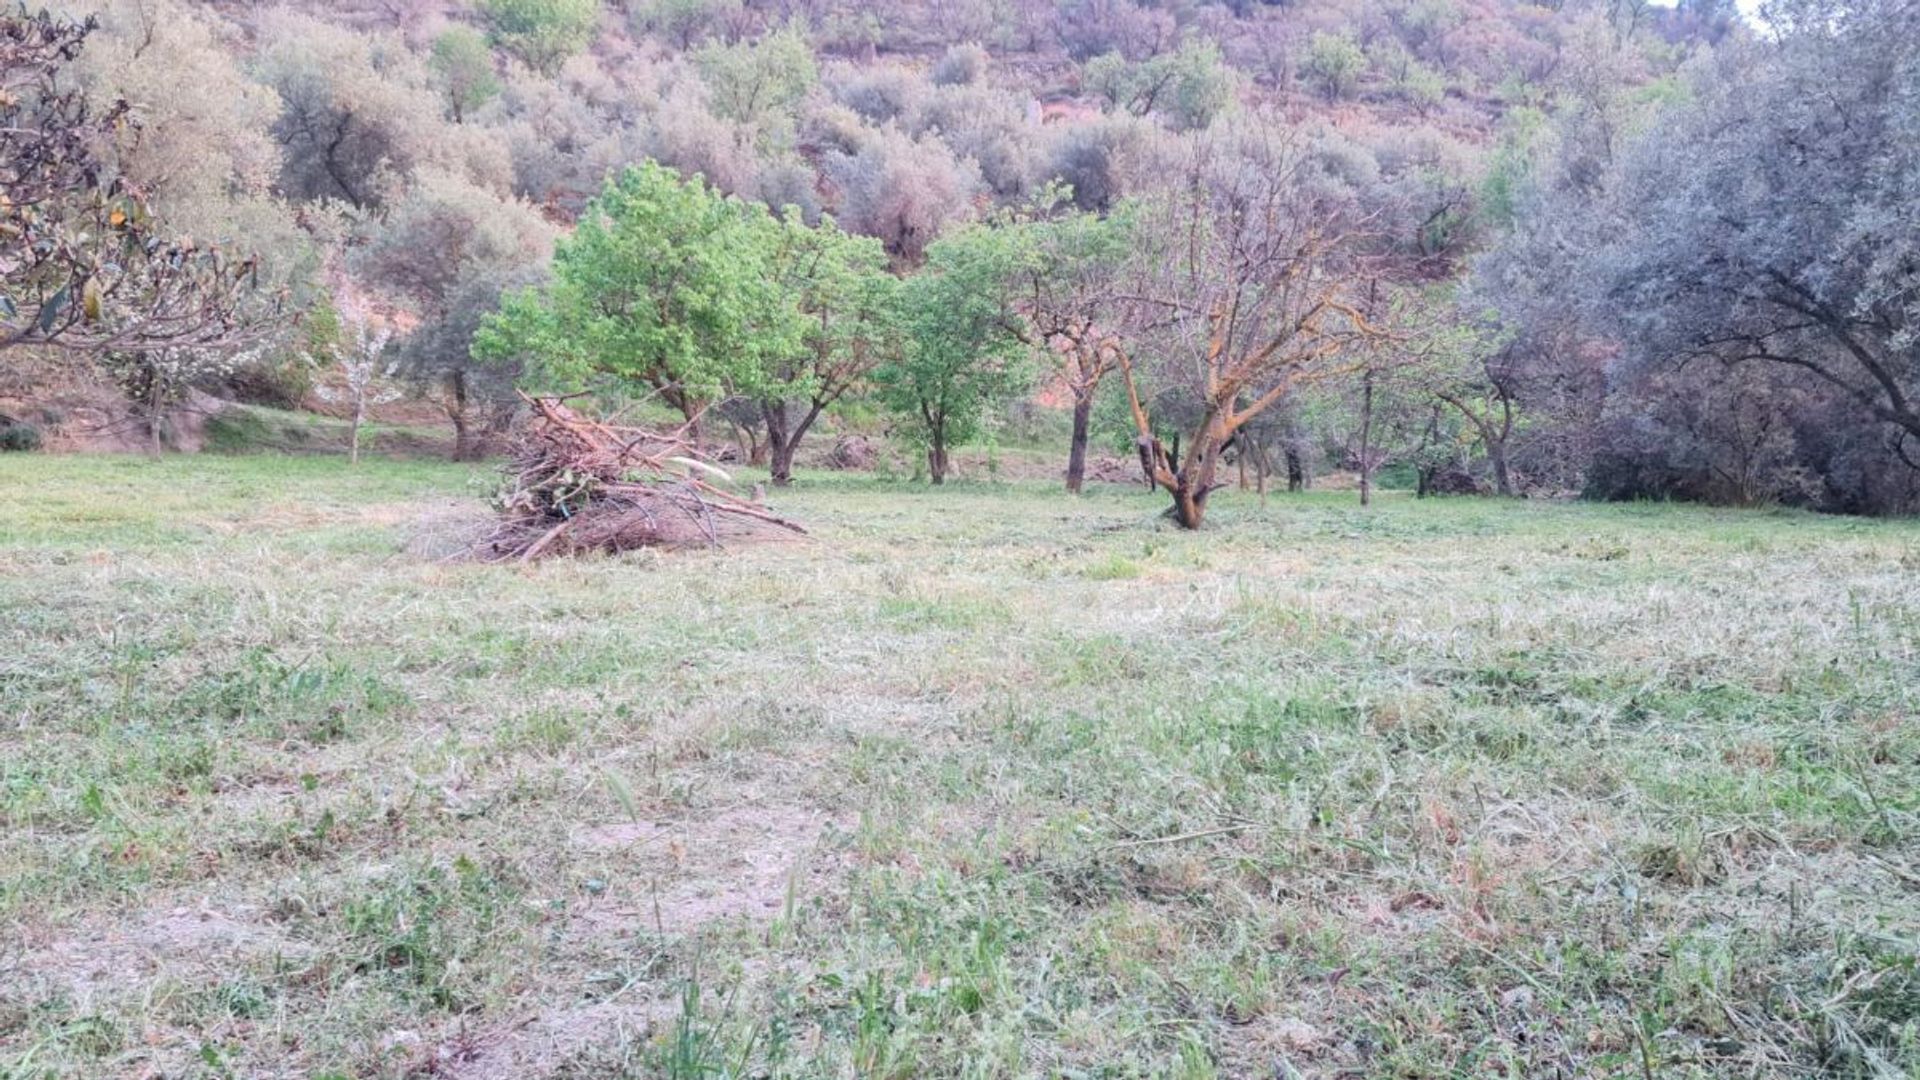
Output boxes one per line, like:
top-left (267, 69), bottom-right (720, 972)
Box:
top-left (1065, 391), bottom-right (1094, 493)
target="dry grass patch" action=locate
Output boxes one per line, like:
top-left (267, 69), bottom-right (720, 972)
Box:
top-left (1, 456), bottom-right (1916, 1078)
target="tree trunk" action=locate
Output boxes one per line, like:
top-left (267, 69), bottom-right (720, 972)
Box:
top-left (1065, 391), bottom-right (1094, 494)
top-left (1136, 436), bottom-right (1161, 490)
top-left (1171, 482), bottom-right (1208, 528)
top-left (146, 375), bottom-right (164, 458)
top-left (1286, 446), bottom-right (1305, 491)
top-left (349, 396), bottom-right (365, 466)
top-left (1488, 437), bottom-right (1514, 497)
top-left (769, 439), bottom-right (797, 487)
top-left (1253, 437), bottom-right (1268, 500)
top-left (928, 439), bottom-right (948, 485)
top-left (448, 371), bottom-right (476, 462)
top-left (1357, 369), bottom-right (1375, 508)
top-left (451, 410), bottom-right (474, 462)
top-left (1165, 420), bottom-right (1226, 529)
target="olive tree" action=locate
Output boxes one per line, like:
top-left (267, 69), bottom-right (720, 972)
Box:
top-left (355, 172), bottom-right (556, 458)
top-left (827, 126), bottom-right (981, 264)
top-left (1589, 3), bottom-right (1920, 462)
top-left (478, 0), bottom-right (601, 75)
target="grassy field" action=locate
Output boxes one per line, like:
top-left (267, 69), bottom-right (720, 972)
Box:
top-left (1, 454), bottom-right (1917, 1079)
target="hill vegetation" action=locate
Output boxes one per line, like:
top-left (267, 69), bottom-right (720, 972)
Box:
top-left (15, 0), bottom-right (1914, 516)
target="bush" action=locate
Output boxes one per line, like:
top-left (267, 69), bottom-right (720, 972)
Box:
top-left (0, 419), bottom-right (43, 452)
top-left (931, 42), bottom-right (989, 86)
top-left (478, 0), bottom-right (600, 75)
top-left (1303, 31), bottom-right (1365, 102)
top-left (218, 356), bottom-right (316, 411)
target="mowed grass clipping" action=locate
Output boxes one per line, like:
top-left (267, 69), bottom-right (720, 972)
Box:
top-left (1, 454), bottom-right (1917, 1079)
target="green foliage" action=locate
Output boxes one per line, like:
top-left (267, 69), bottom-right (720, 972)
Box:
top-left (478, 0), bottom-right (600, 75)
top-left (637, 0), bottom-right (740, 48)
top-left (0, 419), bottom-right (42, 452)
top-left (767, 211), bottom-right (897, 400)
top-left (1476, 106), bottom-right (1545, 229)
top-left (1396, 60), bottom-right (1446, 115)
top-left (931, 42), bottom-right (989, 87)
top-left (693, 24), bottom-right (816, 129)
top-left (429, 27), bottom-right (501, 121)
top-left (475, 162), bottom-right (803, 416)
top-left (338, 857), bottom-right (519, 1010)
top-left (1082, 38), bottom-right (1234, 130)
top-left (873, 223), bottom-right (1033, 479)
top-left (1302, 31), bottom-right (1366, 103)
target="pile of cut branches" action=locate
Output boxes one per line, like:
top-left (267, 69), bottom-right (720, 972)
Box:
top-left (483, 395), bottom-right (805, 561)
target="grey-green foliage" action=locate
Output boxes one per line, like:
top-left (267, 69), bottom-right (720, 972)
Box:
top-left (827, 126), bottom-right (981, 262)
top-left (1044, 116), bottom-right (1145, 213)
top-left (931, 42), bottom-right (989, 86)
top-left (490, 65), bottom-right (640, 214)
top-left (478, 0), bottom-right (601, 76)
top-left (430, 27), bottom-right (501, 122)
top-left (1302, 31), bottom-right (1365, 102)
top-left (1082, 38), bottom-right (1235, 130)
top-left (65, 0), bottom-right (317, 296)
top-left (353, 172), bottom-right (556, 453)
top-left (1597, 3), bottom-right (1920, 437)
top-left (636, 0), bottom-right (740, 49)
top-left (253, 13), bottom-right (511, 207)
top-left (647, 82), bottom-right (763, 195)
top-left (828, 61), bottom-right (927, 124)
top-left (1480, 0), bottom-right (1920, 511)
top-left (913, 83), bottom-right (1036, 198)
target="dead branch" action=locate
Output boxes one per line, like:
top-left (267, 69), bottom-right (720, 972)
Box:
top-left (480, 395), bottom-right (807, 561)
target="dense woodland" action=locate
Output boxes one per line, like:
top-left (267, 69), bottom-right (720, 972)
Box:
top-left (3, 0), bottom-right (1917, 515)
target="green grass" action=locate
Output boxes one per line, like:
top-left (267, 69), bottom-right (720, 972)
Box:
top-left (203, 403), bottom-right (454, 458)
top-left (1, 454), bottom-right (1917, 1078)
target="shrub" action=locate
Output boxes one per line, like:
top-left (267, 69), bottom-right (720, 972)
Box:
top-left (478, 0), bottom-right (600, 75)
top-left (931, 42), bottom-right (989, 86)
top-left (429, 27), bottom-right (502, 121)
top-left (0, 420), bottom-right (43, 452)
top-left (1303, 31), bottom-right (1366, 102)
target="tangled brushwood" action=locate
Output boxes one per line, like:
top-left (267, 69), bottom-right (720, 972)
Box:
top-left (483, 396), bottom-right (806, 560)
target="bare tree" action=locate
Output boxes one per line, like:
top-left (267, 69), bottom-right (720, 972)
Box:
top-left (1113, 119), bottom-right (1389, 528)
top-left (320, 298), bottom-right (398, 465)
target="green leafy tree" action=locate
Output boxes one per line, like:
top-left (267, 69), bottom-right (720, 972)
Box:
top-left (637, 0), bottom-right (740, 49)
top-left (474, 162), bottom-right (802, 436)
top-left (991, 193), bottom-right (1136, 492)
top-left (478, 0), bottom-right (600, 76)
top-left (430, 27), bottom-right (501, 122)
top-left (1082, 39), bottom-right (1234, 130)
top-left (693, 24), bottom-right (817, 131)
top-left (1302, 31), bottom-right (1365, 103)
top-left (873, 226), bottom-right (1032, 484)
top-left (755, 213), bottom-right (899, 485)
